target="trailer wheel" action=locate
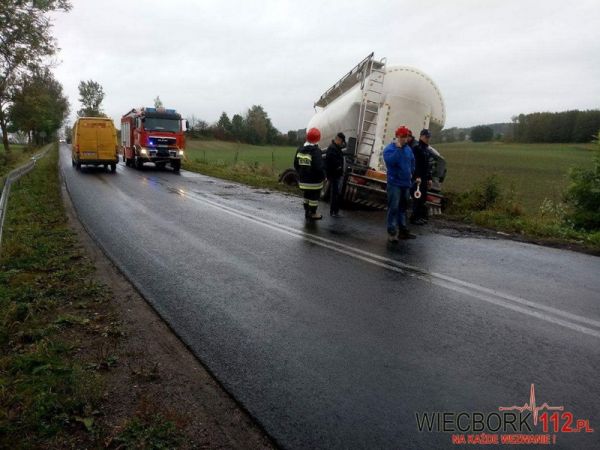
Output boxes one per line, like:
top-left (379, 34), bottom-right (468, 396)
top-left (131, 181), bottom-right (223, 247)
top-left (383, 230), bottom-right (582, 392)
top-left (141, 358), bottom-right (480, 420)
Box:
top-left (278, 168), bottom-right (298, 187)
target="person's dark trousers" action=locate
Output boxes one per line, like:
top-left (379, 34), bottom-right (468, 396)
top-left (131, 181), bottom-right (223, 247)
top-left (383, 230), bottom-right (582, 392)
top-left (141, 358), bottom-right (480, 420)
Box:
top-left (302, 188), bottom-right (321, 216)
top-left (410, 183), bottom-right (428, 220)
top-left (329, 176), bottom-right (342, 215)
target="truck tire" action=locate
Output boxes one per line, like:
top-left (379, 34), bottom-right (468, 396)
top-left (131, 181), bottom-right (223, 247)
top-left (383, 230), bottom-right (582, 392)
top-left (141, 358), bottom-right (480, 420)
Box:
top-left (76, 162), bottom-right (81, 171)
top-left (110, 163), bottom-right (116, 173)
top-left (278, 168), bottom-right (299, 187)
top-left (135, 156), bottom-right (144, 170)
top-left (171, 160), bottom-right (181, 173)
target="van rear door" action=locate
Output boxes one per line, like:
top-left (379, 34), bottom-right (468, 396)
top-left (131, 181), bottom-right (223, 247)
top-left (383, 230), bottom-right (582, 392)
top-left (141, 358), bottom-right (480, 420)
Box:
top-left (96, 123), bottom-right (116, 160)
top-left (78, 121), bottom-right (100, 160)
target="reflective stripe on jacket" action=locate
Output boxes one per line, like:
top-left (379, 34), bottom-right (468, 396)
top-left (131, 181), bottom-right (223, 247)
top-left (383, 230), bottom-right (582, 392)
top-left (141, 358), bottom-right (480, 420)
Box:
top-left (294, 142), bottom-right (325, 187)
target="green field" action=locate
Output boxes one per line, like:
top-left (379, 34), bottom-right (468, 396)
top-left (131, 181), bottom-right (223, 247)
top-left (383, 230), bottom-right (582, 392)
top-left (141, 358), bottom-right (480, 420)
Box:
top-left (185, 139), bottom-right (296, 172)
top-left (436, 142), bottom-right (596, 212)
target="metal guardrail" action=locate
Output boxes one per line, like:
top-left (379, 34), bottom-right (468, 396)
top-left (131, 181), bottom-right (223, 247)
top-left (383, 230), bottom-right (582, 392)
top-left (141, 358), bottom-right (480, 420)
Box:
top-left (0, 144), bottom-right (53, 252)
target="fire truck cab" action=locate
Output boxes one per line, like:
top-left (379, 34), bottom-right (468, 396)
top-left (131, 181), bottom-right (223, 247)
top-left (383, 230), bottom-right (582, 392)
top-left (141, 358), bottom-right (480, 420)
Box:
top-left (121, 107), bottom-right (186, 172)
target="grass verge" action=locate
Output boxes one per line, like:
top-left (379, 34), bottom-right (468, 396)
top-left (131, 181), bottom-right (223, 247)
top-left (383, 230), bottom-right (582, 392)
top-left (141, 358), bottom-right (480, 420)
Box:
top-left (183, 157), bottom-right (298, 194)
top-left (0, 145), bottom-right (35, 190)
top-left (0, 144), bottom-right (183, 448)
top-left (443, 175), bottom-right (600, 253)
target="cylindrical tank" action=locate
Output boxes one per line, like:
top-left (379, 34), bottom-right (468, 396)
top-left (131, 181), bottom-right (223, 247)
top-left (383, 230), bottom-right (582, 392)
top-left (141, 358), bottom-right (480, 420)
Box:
top-left (307, 65), bottom-right (445, 170)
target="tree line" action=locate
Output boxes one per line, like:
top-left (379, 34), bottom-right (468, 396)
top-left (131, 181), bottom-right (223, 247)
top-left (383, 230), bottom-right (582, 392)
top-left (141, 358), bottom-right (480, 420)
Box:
top-left (188, 107), bottom-right (302, 146)
top-left (511, 110), bottom-right (600, 143)
top-left (439, 110), bottom-right (600, 143)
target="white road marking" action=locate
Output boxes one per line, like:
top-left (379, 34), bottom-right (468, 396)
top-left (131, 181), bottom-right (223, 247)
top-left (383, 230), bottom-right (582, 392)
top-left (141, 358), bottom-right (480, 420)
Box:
top-left (176, 187), bottom-right (600, 339)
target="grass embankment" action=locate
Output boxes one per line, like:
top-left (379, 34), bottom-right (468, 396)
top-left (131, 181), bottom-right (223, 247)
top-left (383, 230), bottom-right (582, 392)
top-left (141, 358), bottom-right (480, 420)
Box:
top-left (1, 145), bottom-right (35, 189)
top-left (0, 145), bottom-right (182, 448)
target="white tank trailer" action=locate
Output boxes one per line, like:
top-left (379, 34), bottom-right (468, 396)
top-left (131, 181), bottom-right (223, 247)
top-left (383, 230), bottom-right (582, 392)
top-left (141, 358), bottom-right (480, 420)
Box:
top-left (299, 53), bottom-right (447, 212)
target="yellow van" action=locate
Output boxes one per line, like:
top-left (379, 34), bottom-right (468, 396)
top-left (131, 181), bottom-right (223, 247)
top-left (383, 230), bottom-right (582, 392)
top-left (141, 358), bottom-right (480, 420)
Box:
top-left (72, 117), bottom-right (118, 172)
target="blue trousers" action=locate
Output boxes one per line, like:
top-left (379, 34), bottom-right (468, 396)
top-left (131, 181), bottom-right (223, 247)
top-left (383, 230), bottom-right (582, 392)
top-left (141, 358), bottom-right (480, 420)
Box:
top-left (387, 184), bottom-right (410, 234)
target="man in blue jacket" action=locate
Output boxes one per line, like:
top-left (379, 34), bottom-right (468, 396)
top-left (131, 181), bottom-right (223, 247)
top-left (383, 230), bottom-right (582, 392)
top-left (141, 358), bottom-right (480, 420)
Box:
top-left (383, 126), bottom-right (416, 242)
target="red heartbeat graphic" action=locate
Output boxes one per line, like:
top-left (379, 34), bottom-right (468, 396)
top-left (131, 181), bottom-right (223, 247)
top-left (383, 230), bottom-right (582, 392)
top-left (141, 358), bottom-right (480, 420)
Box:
top-left (499, 384), bottom-right (564, 426)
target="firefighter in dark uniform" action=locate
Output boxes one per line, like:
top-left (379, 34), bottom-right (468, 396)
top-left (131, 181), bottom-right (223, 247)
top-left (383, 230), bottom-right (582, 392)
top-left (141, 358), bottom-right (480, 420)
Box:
top-left (294, 127), bottom-right (325, 220)
top-left (325, 132), bottom-right (346, 217)
top-left (410, 128), bottom-right (433, 224)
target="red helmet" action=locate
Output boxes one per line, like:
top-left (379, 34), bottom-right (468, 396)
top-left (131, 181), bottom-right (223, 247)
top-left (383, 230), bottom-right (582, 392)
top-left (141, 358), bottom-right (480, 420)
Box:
top-left (395, 126), bottom-right (410, 138)
top-left (306, 127), bottom-right (321, 144)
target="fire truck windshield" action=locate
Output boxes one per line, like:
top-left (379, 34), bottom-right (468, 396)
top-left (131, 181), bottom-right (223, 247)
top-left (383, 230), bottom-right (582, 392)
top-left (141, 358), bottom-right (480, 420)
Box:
top-left (144, 117), bottom-right (180, 132)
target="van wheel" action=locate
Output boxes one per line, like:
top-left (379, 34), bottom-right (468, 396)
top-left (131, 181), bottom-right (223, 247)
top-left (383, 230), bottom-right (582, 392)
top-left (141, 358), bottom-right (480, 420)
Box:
top-left (110, 163), bottom-right (116, 173)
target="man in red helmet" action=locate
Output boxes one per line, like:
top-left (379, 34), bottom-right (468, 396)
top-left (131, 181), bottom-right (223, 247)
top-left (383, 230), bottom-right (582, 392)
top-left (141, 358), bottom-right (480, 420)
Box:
top-left (294, 127), bottom-right (325, 220)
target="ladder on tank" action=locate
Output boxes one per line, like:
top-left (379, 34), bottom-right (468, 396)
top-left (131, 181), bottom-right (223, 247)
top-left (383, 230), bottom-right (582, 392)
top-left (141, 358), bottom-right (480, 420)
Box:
top-left (355, 55), bottom-right (386, 167)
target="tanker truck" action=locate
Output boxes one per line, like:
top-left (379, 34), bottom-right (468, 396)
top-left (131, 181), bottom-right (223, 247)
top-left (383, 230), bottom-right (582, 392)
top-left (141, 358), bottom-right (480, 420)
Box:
top-left (282, 53), bottom-right (447, 213)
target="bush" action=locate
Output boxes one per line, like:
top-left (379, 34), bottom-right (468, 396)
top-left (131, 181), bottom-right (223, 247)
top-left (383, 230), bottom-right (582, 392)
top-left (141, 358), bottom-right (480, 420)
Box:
top-left (446, 175), bottom-right (502, 213)
top-left (565, 147), bottom-right (600, 230)
top-left (470, 125), bottom-right (494, 142)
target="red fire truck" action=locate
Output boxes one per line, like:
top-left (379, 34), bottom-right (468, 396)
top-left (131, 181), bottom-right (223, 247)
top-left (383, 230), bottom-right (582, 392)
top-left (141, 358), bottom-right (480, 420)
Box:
top-left (121, 107), bottom-right (187, 172)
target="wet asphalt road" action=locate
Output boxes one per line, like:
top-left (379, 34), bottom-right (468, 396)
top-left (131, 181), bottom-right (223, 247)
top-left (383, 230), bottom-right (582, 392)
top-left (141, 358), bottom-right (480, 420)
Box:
top-left (59, 145), bottom-right (600, 449)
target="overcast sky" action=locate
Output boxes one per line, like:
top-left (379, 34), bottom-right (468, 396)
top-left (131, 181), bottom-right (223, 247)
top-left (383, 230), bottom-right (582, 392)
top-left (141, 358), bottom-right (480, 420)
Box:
top-left (51, 0), bottom-right (600, 132)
